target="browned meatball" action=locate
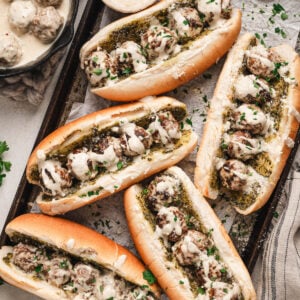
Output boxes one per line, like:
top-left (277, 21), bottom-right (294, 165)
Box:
top-left (173, 230), bottom-right (211, 266)
top-left (226, 131), bottom-right (262, 161)
top-left (31, 6), bottom-right (63, 43)
top-left (92, 136), bottom-right (122, 158)
top-left (232, 104), bottom-right (267, 135)
top-left (112, 41), bottom-right (148, 75)
top-left (170, 7), bottom-right (203, 39)
top-left (149, 111), bottom-right (181, 144)
top-left (156, 206), bottom-right (188, 242)
top-left (246, 45), bottom-right (282, 79)
top-left (0, 33), bottom-right (22, 67)
top-left (12, 243), bottom-right (39, 272)
top-left (72, 263), bottom-right (99, 293)
top-left (84, 50), bottom-right (118, 87)
top-left (67, 148), bottom-right (98, 182)
top-left (141, 25), bottom-right (179, 61)
top-left (234, 74), bottom-right (273, 103)
top-left (44, 256), bottom-right (72, 287)
top-left (146, 174), bottom-right (182, 212)
top-left (219, 159), bottom-right (248, 191)
top-left (120, 123), bottom-right (153, 156)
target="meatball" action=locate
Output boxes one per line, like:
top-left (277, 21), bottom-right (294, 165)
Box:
top-left (72, 263), bottom-right (99, 293)
top-left (35, 0), bottom-right (63, 7)
top-left (112, 41), bottom-right (148, 75)
top-left (234, 74), bottom-right (274, 103)
top-left (170, 7), bottom-right (203, 39)
top-left (146, 174), bottom-right (182, 212)
top-left (12, 243), bottom-right (39, 272)
top-left (39, 159), bottom-right (72, 196)
top-left (0, 33), bottom-right (22, 67)
top-left (89, 136), bottom-right (123, 171)
top-left (148, 111), bottom-right (181, 144)
top-left (232, 104), bottom-right (267, 135)
top-left (226, 131), bottom-right (262, 161)
top-left (141, 25), bottom-right (179, 62)
top-left (246, 44), bottom-right (282, 79)
top-left (197, 0), bottom-right (231, 23)
top-left (156, 206), bottom-right (188, 242)
top-left (45, 256), bottom-right (72, 287)
top-left (92, 136), bottom-right (122, 158)
top-left (84, 50), bottom-right (117, 87)
top-left (8, 0), bottom-right (37, 32)
top-left (219, 159), bottom-right (248, 191)
top-left (31, 6), bottom-right (63, 43)
top-left (67, 148), bottom-right (98, 182)
top-left (120, 123), bottom-right (153, 156)
top-left (173, 230), bottom-right (211, 266)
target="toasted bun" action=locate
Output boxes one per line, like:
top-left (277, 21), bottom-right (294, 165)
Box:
top-left (26, 96), bottom-right (198, 215)
top-left (194, 33), bottom-right (300, 215)
top-left (102, 0), bottom-right (158, 13)
top-left (124, 166), bottom-right (256, 299)
top-left (0, 213), bottom-right (160, 299)
top-left (80, 0), bottom-right (241, 101)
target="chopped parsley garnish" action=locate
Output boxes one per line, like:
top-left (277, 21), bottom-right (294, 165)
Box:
top-left (207, 246), bottom-right (217, 256)
top-left (253, 80), bottom-right (260, 89)
top-left (60, 260), bottom-right (69, 269)
top-left (220, 268), bottom-right (227, 273)
top-left (34, 264), bottom-right (43, 273)
top-left (185, 118), bottom-right (193, 126)
top-left (142, 188), bottom-right (149, 195)
top-left (122, 67), bottom-right (132, 75)
top-left (281, 12), bottom-right (288, 20)
top-left (174, 216), bottom-right (178, 222)
top-left (179, 280), bottom-right (184, 284)
top-left (273, 211), bottom-right (279, 218)
top-left (198, 287), bottom-right (206, 295)
top-left (240, 112), bottom-right (246, 121)
top-left (206, 0), bottom-right (215, 3)
top-left (114, 185), bottom-right (119, 189)
top-left (93, 68), bottom-right (103, 76)
top-left (275, 27), bottom-right (287, 38)
top-left (272, 3), bottom-right (285, 15)
top-left (123, 52), bottom-right (128, 59)
top-left (92, 56), bottom-right (98, 63)
top-left (0, 141), bottom-right (11, 187)
top-left (223, 288), bottom-right (228, 293)
top-left (143, 270), bottom-right (157, 285)
top-left (117, 161), bottom-right (123, 170)
top-left (183, 19), bottom-right (189, 26)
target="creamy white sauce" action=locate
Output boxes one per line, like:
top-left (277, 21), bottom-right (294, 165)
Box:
top-left (39, 159), bottom-right (68, 196)
top-left (114, 41), bottom-right (148, 73)
top-left (234, 74), bottom-right (275, 99)
top-left (88, 146), bottom-right (119, 171)
top-left (121, 122), bottom-right (145, 155)
top-left (0, 0), bottom-right (70, 68)
top-left (67, 150), bottom-right (93, 181)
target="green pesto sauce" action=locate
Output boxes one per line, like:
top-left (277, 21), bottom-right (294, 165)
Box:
top-left (248, 152), bottom-right (273, 177)
top-left (226, 188), bottom-right (258, 211)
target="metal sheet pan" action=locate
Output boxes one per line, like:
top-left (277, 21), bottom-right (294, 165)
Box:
top-left (1, 0), bottom-right (299, 277)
